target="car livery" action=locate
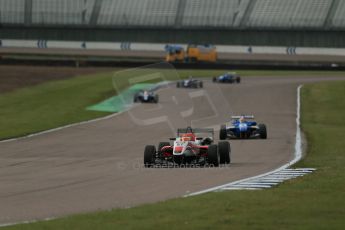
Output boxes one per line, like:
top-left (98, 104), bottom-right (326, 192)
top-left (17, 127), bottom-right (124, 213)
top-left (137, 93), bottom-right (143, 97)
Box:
top-left (176, 78), bottom-right (203, 88)
top-left (220, 115), bottom-right (267, 139)
top-left (133, 90), bottom-right (159, 103)
top-left (144, 127), bottom-right (230, 167)
top-left (213, 72), bottom-right (241, 83)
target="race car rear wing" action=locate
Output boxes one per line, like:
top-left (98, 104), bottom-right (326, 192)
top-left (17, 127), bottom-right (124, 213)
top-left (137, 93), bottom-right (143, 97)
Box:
top-left (177, 127), bottom-right (214, 138)
top-left (231, 115), bottom-right (255, 119)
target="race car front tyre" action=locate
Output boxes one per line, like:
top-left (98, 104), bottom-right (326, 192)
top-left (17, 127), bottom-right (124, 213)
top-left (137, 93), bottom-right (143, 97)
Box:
top-left (213, 77), bottom-right (217, 82)
top-left (207, 144), bottom-right (219, 167)
top-left (158, 142), bottom-right (170, 156)
top-left (144, 145), bottom-right (156, 167)
top-left (219, 125), bottom-right (227, 140)
top-left (177, 82), bottom-right (181, 88)
top-left (218, 141), bottom-right (230, 164)
top-left (154, 95), bottom-right (159, 103)
top-left (258, 124), bottom-right (267, 139)
top-left (173, 155), bottom-right (183, 165)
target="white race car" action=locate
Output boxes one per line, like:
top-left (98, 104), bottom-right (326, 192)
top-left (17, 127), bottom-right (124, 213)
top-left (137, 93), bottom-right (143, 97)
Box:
top-left (144, 127), bottom-right (230, 167)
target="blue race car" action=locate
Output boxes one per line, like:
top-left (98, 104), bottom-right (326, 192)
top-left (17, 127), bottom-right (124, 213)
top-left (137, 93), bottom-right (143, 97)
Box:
top-left (213, 72), bottom-right (241, 83)
top-left (219, 115), bottom-right (267, 139)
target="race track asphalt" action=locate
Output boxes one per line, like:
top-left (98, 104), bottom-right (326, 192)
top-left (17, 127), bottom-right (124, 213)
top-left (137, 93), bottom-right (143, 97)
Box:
top-left (0, 75), bottom-right (343, 224)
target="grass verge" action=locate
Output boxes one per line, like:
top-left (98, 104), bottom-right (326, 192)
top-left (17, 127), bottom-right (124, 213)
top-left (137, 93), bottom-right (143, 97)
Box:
top-left (0, 69), bottom-right (344, 140)
top-left (2, 80), bottom-right (345, 229)
top-left (0, 68), bottom-right (224, 140)
top-left (0, 72), bottom-right (113, 140)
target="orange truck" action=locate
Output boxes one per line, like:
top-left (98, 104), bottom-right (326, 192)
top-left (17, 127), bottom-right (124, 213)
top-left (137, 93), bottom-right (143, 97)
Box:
top-left (165, 44), bottom-right (217, 63)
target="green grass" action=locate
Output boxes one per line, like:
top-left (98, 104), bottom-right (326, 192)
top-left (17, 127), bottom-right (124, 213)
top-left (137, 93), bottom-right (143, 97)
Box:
top-left (0, 68), bottom-right (223, 140)
top-left (0, 72), bottom-right (114, 140)
top-left (2, 79), bottom-right (345, 229)
top-left (0, 69), bottom-right (344, 140)
top-left (0, 69), bottom-right (298, 139)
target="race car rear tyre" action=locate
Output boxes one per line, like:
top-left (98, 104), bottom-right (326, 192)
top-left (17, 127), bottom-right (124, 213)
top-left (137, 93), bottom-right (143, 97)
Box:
top-left (199, 81), bottom-right (203, 88)
top-left (218, 141), bottom-right (230, 164)
top-left (144, 145), bottom-right (156, 167)
top-left (219, 125), bottom-right (227, 140)
top-left (207, 144), bottom-right (219, 167)
top-left (258, 124), bottom-right (267, 139)
top-left (158, 142), bottom-right (170, 156)
top-left (133, 96), bottom-right (138, 103)
top-left (236, 77), bottom-right (241, 83)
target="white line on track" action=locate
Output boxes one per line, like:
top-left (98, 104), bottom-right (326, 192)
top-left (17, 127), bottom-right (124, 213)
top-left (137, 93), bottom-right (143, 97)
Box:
top-left (0, 81), bottom-right (171, 143)
top-left (0, 112), bottom-right (124, 143)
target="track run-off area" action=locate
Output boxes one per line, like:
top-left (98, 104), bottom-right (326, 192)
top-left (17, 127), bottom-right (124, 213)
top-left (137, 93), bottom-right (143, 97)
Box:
top-left (0, 75), bottom-right (344, 224)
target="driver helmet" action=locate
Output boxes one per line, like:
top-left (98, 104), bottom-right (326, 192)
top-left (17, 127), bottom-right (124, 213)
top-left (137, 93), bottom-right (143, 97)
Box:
top-left (239, 115), bottom-right (245, 123)
top-left (181, 133), bottom-right (195, 141)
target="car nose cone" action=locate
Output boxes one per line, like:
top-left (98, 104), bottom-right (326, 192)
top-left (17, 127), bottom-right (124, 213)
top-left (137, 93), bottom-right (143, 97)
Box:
top-left (183, 149), bottom-right (194, 157)
top-left (239, 123), bottom-right (248, 132)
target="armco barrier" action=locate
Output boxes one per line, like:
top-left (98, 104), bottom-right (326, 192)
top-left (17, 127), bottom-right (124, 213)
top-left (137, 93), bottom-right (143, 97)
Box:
top-left (1, 39), bottom-right (345, 57)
